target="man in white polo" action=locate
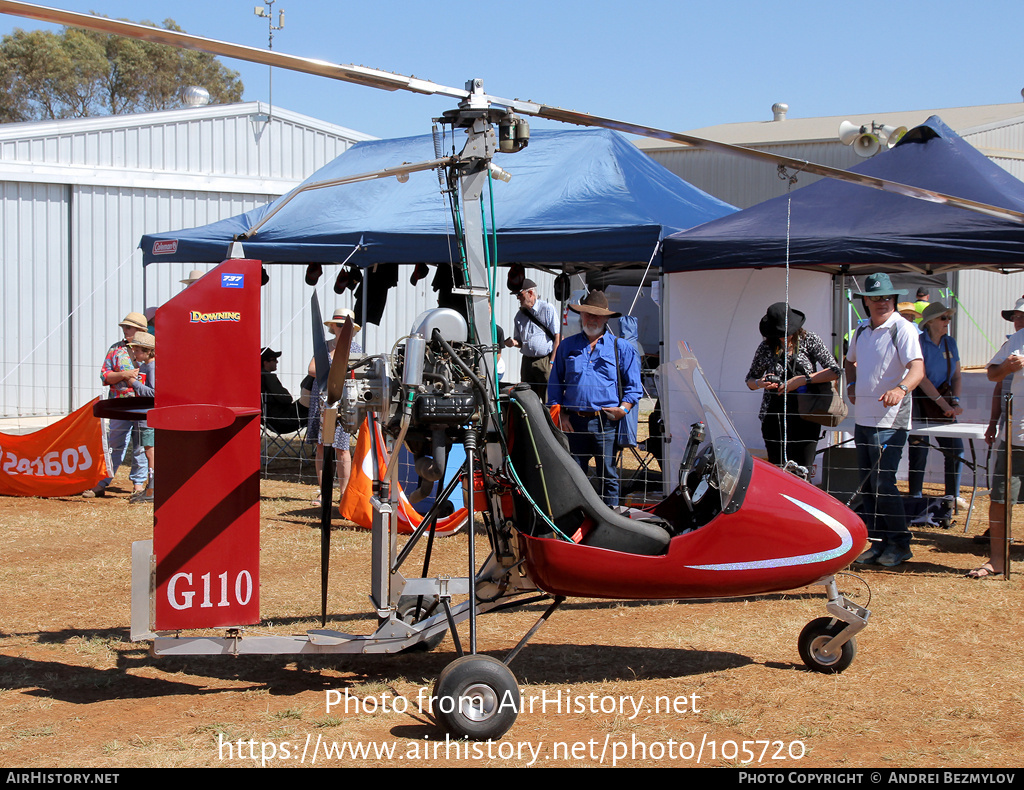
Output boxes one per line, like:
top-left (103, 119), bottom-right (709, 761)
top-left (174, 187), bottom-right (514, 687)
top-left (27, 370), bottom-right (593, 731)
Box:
top-left (971, 297), bottom-right (1024, 578)
top-left (845, 273), bottom-right (924, 567)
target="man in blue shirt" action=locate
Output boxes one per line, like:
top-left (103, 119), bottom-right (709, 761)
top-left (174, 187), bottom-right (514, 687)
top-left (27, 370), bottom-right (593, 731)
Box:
top-left (548, 290), bottom-right (641, 507)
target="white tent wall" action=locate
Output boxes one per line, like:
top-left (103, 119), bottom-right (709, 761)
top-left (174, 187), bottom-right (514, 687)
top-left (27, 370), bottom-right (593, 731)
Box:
top-left (661, 268), bottom-right (834, 485)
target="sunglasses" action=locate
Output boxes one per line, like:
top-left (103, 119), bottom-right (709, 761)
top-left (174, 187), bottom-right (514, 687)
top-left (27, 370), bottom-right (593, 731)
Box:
top-left (867, 295), bottom-right (894, 302)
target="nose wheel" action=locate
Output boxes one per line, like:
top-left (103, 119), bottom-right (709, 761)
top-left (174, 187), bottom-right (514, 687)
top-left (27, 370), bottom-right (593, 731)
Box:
top-left (432, 655), bottom-right (520, 740)
top-left (798, 617), bottom-right (857, 674)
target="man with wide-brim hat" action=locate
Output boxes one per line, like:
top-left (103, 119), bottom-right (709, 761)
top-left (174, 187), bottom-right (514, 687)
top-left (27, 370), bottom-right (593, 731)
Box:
top-left (505, 278), bottom-right (559, 397)
top-left (977, 296), bottom-right (1024, 577)
top-left (83, 311), bottom-right (150, 498)
top-left (845, 273), bottom-right (923, 567)
top-left (547, 290), bottom-right (640, 508)
top-left (180, 269), bottom-right (206, 287)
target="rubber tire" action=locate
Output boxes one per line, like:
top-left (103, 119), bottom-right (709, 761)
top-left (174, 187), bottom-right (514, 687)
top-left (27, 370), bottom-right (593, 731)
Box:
top-left (798, 617), bottom-right (856, 674)
top-left (395, 595), bottom-right (447, 653)
top-left (432, 655), bottom-right (520, 741)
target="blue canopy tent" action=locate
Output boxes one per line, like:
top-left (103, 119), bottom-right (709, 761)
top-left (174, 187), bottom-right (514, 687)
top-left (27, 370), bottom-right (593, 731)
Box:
top-left (141, 128), bottom-right (736, 270)
top-left (657, 117), bottom-right (1024, 470)
top-left (661, 117), bottom-right (1024, 275)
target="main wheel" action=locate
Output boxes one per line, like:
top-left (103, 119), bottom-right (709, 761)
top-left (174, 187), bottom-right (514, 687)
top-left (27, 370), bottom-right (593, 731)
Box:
top-left (395, 595), bottom-right (447, 653)
top-left (432, 655), bottom-right (520, 741)
top-left (798, 617), bottom-right (856, 674)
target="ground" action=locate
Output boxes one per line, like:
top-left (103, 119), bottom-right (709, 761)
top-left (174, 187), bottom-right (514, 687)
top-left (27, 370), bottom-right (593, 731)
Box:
top-left (1, 473), bottom-right (1022, 769)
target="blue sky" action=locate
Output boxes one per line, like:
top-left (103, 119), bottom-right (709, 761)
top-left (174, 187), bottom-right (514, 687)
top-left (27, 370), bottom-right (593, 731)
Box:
top-left (2, 0), bottom-right (1023, 140)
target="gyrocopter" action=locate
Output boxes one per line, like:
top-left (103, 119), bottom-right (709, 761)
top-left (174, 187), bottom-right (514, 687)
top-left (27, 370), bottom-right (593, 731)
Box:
top-left (7, 0), bottom-right (1024, 743)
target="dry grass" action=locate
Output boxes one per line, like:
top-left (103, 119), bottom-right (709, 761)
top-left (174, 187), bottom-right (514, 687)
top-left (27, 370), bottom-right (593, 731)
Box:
top-left (1, 474), bottom-right (1023, 768)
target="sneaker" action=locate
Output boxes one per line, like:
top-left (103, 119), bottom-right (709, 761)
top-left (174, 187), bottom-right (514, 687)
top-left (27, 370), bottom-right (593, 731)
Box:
top-left (81, 486), bottom-right (106, 498)
top-left (954, 497), bottom-right (970, 510)
top-left (854, 547), bottom-right (882, 564)
top-left (877, 546), bottom-right (913, 567)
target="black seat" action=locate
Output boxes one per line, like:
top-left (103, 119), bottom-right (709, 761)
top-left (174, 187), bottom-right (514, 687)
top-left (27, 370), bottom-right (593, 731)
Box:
top-left (505, 385), bottom-right (670, 556)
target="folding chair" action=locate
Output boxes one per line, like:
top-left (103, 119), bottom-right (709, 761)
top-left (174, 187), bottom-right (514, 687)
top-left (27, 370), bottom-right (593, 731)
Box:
top-left (619, 402), bottom-right (664, 505)
top-left (260, 396), bottom-right (311, 476)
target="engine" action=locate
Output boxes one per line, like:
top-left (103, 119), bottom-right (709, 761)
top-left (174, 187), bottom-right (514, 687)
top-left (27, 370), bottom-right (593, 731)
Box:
top-left (337, 308), bottom-right (496, 502)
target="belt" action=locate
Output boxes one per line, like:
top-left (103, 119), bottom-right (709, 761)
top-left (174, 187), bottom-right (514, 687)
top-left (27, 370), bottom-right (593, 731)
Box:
top-left (567, 409), bottom-right (602, 417)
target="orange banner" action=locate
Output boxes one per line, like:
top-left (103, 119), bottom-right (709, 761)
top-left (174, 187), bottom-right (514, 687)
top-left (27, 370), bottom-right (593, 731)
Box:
top-left (340, 417), bottom-right (466, 535)
top-left (0, 398), bottom-right (109, 497)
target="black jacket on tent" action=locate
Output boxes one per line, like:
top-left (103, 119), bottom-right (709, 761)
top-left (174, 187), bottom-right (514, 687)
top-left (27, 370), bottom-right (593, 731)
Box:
top-left (662, 117), bottom-right (1024, 275)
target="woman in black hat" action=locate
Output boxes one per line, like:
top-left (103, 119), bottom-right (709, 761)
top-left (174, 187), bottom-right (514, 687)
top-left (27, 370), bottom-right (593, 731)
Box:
top-left (745, 302), bottom-right (841, 469)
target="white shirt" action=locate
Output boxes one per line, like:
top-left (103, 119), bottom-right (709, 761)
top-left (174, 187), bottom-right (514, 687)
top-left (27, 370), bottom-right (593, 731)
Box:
top-left (988, 327), bottom-right (1024, 443)
top-left (847, 313), bottom-right (923, 430)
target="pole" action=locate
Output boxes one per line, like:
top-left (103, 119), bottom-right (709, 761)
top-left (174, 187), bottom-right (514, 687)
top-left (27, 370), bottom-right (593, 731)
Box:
top-left (1004, 393), bottom-right (1013, 580)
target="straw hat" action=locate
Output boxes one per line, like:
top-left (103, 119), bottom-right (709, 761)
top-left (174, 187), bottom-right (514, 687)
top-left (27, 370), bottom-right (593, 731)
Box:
top-left (180, 269), bottom-right (205, 285)
top-left (325, 308), bottom-right (360, 333)
top-left (897, 301), bottom-right (919, 321)
top-left (127, 332), bottom-right (155, 350)
top-left (119, 312), bottom-right (147, 331)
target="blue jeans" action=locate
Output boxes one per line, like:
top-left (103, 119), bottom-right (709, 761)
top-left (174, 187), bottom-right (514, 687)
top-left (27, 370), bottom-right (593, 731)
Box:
top-left (566, 411), bottom-right (619, 507)
top-left (854, 424), bottom-right (910, 551)
top-left (99, 418), bottom-right (149, 489)
top-left (907, 434), bottom-right (963, 499)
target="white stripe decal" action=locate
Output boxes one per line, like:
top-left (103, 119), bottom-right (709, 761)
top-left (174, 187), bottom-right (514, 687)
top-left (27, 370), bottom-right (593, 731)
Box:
top-left (684, 495), bottom-right (853, 572)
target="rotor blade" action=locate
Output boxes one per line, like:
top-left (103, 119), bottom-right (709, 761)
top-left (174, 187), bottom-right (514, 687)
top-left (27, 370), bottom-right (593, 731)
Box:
top-left (5, 0), bottom-right (1022, 225)
top-left (310, 293), bottom-right (330, 392)
top-left (0, 1), bottom-right (470, 100)
top-left (326, 317), bottom-right (354, 406)
top-left (526, 105), bottom-right (1024, 225)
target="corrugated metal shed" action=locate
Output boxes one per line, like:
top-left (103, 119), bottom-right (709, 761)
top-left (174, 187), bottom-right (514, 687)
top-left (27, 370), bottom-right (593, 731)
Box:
top-left (0, 102), bottom-right (560, 420)
top-left (0, 102), bottom-right (375, 418)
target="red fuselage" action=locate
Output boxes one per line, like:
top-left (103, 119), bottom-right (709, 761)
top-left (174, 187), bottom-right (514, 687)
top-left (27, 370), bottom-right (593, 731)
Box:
top-left (520, 457), bottom-right (867, 600)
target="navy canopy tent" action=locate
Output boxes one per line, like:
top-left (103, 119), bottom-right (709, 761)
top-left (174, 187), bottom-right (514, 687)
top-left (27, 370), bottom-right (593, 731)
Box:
top-left (142, 128), bottom-right (736, 269)
top-left (662, 117), bottom-right (1024, 275)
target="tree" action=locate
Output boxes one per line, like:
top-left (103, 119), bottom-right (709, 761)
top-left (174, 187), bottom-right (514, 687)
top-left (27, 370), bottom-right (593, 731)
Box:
top-left (0, 18), bottom-right (244, 123)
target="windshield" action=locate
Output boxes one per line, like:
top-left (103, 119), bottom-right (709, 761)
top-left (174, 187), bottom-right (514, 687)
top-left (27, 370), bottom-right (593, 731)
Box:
top-left (660, 341), bottom-right (749, 513)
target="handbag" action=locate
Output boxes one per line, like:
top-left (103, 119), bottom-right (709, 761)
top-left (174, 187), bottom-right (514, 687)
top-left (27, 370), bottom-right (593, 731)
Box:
top-left (913, 336), bottom-right (955, 423)
top-left (797, 380), bottom-right (849, 428)
top-left (915, 382), bottom-right (955, 423)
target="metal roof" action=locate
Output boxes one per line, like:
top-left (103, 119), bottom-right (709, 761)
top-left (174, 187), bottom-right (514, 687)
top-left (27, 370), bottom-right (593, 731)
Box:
top-left (634, 102), bottom-right (1024, 150)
